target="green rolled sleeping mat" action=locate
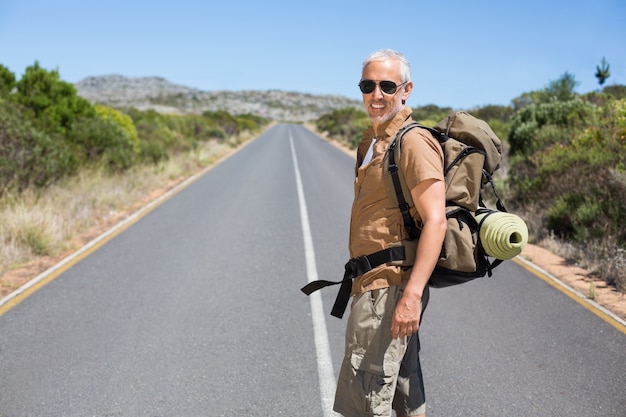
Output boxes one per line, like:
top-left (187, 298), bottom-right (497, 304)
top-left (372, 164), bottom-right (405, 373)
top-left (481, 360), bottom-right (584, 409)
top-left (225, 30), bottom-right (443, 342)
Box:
top-left (475, 209), bottom-right (529, 260)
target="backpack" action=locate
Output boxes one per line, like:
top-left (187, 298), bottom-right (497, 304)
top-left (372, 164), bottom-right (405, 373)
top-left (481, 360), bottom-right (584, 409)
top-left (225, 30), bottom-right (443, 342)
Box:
top-left (385, 111), bottom-right (506, 288)
top-left (301, 111), bottom-right (527, 318)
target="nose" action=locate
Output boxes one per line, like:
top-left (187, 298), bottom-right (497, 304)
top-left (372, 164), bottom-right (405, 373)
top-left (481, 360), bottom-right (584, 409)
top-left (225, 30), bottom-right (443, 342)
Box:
top-left (371, 84), bottom-right (384, 99)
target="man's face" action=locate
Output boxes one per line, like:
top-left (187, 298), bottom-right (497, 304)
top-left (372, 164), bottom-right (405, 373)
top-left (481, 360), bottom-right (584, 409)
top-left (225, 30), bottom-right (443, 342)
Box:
top-left (360, 58), bottom-right (412, 127)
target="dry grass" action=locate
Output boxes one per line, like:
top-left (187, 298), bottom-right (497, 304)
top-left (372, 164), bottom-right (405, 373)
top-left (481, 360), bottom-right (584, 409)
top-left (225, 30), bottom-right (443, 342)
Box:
top-left (529, 225), bottom-right (626, 293)
top-left (0, 137), bottom-right (243, 282)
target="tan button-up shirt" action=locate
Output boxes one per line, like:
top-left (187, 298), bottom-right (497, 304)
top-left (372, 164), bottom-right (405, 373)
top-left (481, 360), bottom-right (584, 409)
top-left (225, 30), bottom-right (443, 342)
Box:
top-left (350, 107), bottom-right (444, 295)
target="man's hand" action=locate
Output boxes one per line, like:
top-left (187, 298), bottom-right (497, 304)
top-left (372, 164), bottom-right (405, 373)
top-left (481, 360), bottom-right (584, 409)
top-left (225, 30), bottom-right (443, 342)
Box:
top-left (391, 293), bottom-right (422, 339)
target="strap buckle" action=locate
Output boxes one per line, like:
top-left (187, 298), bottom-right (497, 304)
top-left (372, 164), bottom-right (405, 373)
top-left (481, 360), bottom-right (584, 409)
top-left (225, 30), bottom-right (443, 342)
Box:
top-left (348, 255), bottom-right (372, 277)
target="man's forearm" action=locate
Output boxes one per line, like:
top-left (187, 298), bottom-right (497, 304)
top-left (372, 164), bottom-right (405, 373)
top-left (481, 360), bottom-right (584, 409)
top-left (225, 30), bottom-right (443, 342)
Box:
top-left (405, 222), bottom-right (446, 297)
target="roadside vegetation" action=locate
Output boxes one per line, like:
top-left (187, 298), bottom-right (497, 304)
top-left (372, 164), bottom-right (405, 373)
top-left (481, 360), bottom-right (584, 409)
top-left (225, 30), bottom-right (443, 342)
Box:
top-left (315, 67), bottom-right (626, 293)
top-left (0, 62), bottom-right (269, 292)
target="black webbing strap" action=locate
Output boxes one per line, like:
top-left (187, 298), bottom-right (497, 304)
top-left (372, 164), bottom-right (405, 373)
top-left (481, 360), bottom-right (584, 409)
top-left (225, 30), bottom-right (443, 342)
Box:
top-left (387, 123), bottom-right (445, 241)
top-left (481, 169), bottom-right (507, 212)
top-left (300, 245), bottom-right (406, 318)
top-left (475, 207), bottom-right (506, 275)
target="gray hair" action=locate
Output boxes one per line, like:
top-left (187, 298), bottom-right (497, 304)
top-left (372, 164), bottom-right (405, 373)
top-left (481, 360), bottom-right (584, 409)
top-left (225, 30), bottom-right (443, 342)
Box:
top-left (362, 49), bottom-right (411, 82)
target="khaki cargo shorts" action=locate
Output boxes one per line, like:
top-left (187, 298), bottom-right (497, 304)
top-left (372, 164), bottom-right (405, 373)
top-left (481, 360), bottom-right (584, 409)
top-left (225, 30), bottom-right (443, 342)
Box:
top-left (333, 284), bottom-right (429, 417)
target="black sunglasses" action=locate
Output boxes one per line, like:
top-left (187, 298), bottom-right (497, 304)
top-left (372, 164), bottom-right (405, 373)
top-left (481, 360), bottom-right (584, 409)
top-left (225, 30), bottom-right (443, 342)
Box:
top-left (358, 79), bottom-right (407, 95)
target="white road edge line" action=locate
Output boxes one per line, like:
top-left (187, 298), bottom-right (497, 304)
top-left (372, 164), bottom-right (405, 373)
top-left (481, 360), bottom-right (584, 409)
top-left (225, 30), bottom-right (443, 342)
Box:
top-left (289, 130), bottom-right (341, 417)
top-left (514, 255), bottom-right (626, 328)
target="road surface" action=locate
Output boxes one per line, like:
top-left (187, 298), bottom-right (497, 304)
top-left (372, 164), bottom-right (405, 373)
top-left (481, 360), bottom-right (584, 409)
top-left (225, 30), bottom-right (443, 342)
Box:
top-left (1, 125), bottom-right (624, 416)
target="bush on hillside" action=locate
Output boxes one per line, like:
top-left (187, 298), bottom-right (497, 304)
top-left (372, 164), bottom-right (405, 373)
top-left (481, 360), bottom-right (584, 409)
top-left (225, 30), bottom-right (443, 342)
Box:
top-left (411, 104), bottom-right (454, 126)
top-left (0, 65), bottom-right (16, 96)
top-left (510, 100), bottom-right (625, 197)
top-left (68, 116), bottom-right (139, 171)
top-left (199, 111), bottom-right (268, 138)
top-left (167, 114), bottom-right (225, 142)
top-left (235, 113), bottom-right (269, 134)
top-left (508, 99), bottom-right (594, 156)
top-left (0, 99), bottom-right (77, 193)
top-left (203, 110), bottom-right (239, 137)
top-left (125, 109), bottom-right (269, 164)
top-left (315, 107), bottom-right (369, 148)
top-left (509, 99), bottom-right (626, 264)
top-left (0, 60), bottom-right (272, 202)
top-left (581, 85), bottom-right (626, 106)
top-left (12, 62), bottom-right (95, 135)
top-left (127, 110), bottom-right (180, 164)
top-left (95, 105), bottom-right (140, 144)
top-left (603, 84), bottom-right (626, 100)
top-left (468, 105), bottom-right (514, 122)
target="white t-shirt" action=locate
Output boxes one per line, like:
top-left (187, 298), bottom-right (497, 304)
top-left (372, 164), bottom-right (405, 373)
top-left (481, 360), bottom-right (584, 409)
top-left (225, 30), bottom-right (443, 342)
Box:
top-left (361, 137), bottom-right (376, 166)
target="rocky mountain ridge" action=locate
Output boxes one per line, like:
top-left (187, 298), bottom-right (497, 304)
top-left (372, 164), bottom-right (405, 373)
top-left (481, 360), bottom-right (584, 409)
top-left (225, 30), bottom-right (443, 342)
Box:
top-left (75, 75), bottom-right (361, 121)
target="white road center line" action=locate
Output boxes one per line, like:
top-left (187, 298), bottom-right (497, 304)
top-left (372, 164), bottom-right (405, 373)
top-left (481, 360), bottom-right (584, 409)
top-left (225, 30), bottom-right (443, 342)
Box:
top-left (289, 130), bottom-right (340, 417)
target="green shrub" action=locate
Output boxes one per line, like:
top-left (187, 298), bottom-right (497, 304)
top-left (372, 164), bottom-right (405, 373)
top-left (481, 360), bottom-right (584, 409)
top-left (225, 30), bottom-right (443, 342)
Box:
top-left (508, 99), bottom-right (594, 156)
top-left (12, 62), bottom-right (94, 135)
top-left (20, 222), bottom-right (55, 256)
top-left (0, 99), bottom-right (77, 192)
top-left (203, 110), bottom-right (239, 136)
top-left (138, 141), bottom-right (168, 165)
top-left (315, 107), bottom-right (369, 148)
top-left (510, 114), bottom-right (626, 246)
top-left (547, 193), bottom-right (605, 241)
top-left (137, 120), bottom-right (179, 156)
top-left (603, 84), bottom-right (626, 100)
top-left (95, 105), bottom-right (139, 144)
top-left (236, 113), bottom-right (269, 132)
top-left (0, 65), bottom-right (16, 96)
top-left (508, 119), bottom-right (538, 156)
top-left (484, 118), bottom-right (511, 142)
top-left (68, 116), bottom-right (139, 171)
top-left (468, 105), bottom-right (513, 123)
top-left (411, 104), bottom-right (454, 124)
top-left (129, 110), bottom-right (181, 158)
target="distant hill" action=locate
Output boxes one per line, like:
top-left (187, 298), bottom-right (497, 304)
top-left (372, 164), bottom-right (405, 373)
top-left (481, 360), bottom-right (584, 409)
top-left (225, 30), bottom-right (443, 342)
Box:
top-left (74, 75), bottom-right (361, 121)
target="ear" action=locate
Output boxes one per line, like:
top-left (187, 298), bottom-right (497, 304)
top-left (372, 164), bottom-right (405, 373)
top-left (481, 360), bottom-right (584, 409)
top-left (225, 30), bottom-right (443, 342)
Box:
top-left (402, 81), bottom-right (414, 104)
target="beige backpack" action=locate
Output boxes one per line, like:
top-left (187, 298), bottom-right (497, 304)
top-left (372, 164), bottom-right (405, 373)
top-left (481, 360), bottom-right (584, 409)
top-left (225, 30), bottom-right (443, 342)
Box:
top-left (383, 111), bottom-right (506, 287)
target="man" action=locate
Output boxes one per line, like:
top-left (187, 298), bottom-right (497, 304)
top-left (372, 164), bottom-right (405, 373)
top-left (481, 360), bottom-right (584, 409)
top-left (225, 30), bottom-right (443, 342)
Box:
top-left (333, 49), bottom-right (447, 417)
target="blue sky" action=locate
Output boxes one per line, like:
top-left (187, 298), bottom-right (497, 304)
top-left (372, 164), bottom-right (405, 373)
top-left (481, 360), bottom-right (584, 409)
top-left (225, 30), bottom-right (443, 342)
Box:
top-left (1, 0), bottom-right (625, 109)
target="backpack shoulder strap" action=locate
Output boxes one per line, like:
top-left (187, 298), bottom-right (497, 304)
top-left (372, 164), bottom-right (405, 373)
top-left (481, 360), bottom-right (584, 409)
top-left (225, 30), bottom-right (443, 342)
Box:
top-left (384, 123), bottom-right (446, 240)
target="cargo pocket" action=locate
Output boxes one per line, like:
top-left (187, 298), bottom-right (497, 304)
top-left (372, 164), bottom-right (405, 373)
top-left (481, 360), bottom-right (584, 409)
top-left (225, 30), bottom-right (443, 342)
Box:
top-left (345, 286), bottom-right (407, 416)
top-left (350, 353), bottom-right (397, 415)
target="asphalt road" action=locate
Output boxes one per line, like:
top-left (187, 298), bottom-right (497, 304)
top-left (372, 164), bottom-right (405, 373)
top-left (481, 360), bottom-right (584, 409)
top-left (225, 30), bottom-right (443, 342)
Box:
top-left (1, 125), bottom-right (624, 417)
